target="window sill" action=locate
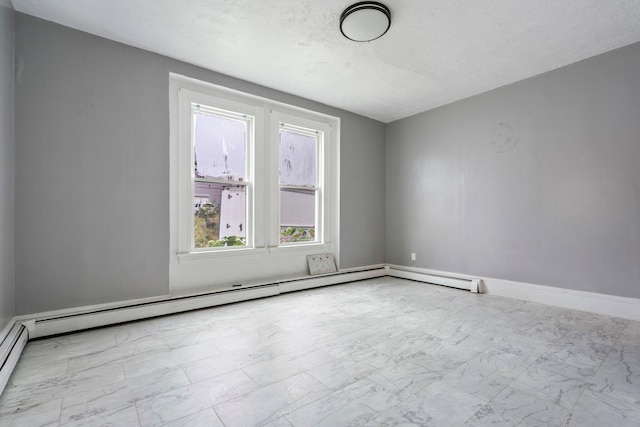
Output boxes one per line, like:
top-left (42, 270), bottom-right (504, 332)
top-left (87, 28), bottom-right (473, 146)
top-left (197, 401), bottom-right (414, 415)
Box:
top-left (268, 242), bottom-right (334, 256)
top-left (177, 247), bottom-right (268, 263)
top-left (177, 243), bottom-right (335, 263)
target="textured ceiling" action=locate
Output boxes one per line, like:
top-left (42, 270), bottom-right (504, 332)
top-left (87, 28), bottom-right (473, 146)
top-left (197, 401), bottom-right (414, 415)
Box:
top-left (11, 0), bottom-right (640, 123)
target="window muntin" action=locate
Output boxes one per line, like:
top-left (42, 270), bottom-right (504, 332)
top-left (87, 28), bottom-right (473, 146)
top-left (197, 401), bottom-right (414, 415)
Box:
top-left (278, 124), bottom-right (321, 244)
top-left (191, 104), bottom-right (252, 249)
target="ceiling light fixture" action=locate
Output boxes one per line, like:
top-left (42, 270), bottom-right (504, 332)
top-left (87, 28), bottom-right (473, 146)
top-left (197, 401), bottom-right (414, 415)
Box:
top-left (340, 2), bottom-right (391, 42)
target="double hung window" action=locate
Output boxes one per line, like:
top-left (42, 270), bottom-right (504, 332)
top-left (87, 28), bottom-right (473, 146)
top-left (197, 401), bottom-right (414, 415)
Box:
top-left (171, 75), bottom-right (338, 262)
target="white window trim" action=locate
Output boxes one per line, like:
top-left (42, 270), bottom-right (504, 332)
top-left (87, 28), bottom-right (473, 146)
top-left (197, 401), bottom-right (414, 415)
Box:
top-left (270, 111), bottom-right (333, 250)
top-left (176, 88), bottom-right (263, 260)
top-left (170, 74), bottom-right (340, 265)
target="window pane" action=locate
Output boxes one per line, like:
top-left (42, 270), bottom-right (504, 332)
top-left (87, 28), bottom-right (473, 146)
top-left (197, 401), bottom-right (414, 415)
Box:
top-left (280, 188), bottom-right (316, 243)
top-left (279, 128), bottom-right (316, 187)
top-left (194, 182), bottom-right (246, 248)
top-left (194, 112), bottom-right (246, 181)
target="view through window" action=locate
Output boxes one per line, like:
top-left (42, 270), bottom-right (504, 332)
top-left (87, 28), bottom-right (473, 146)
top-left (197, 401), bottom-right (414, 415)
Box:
top-left (279, 125), bottom-right (319, 244)
top-left (192, 107), bottom-right (249, 248)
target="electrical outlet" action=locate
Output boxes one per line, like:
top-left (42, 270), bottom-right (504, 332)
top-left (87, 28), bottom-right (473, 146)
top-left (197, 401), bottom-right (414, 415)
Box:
top-left (411, 253), bottom-right (416, 261)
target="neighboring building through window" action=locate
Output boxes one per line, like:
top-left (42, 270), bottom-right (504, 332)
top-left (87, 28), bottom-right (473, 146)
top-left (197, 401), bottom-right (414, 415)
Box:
top-left (192, 106), bottom-right (250, 248)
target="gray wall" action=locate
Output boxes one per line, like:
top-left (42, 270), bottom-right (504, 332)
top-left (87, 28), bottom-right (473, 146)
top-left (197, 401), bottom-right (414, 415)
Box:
top-left (387, 42), bottom-right (640, 299)
top-left (14, 14), bottom-right (386, 314)
top-left (0, 4), bottom-right (15, 329)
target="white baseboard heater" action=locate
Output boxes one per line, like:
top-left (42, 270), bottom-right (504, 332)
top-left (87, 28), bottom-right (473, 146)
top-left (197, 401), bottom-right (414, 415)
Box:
top-left (387, 265), bottom-right (482, 293)
top-left (19, 266), bottom-right (388, 340)
top-left (0, 322), bottom-right (29, 396)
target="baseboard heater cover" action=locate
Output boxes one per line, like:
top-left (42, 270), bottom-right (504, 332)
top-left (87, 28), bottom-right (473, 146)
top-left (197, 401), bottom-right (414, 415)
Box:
top-left (30, 285), bottom-right (281, 339)
top-left (22, 266), bottom-right (387, 339)
top-left (388, 266), bottom-right (482, 293)
top-left (0, 323), bottom-right (29, 395)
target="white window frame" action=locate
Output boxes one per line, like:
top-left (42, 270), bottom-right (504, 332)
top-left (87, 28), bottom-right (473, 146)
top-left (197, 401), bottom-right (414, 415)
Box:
top-left (270, 112), bottom-right (333, 249)
top-left (191, 103), bottom-right (254, 249)
top-left (175, 86), bottom-right (264, 261)
top-left (170, 74), bottom-right (339, 264)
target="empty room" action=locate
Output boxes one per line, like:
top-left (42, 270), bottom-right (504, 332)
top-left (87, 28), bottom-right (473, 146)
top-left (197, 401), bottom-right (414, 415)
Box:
top-left (1, 1), bottom-right (640, 426)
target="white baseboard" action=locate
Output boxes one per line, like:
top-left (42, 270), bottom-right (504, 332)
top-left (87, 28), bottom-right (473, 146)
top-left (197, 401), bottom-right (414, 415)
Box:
top-left (15, 265), bottom-right (387, 339)
top-left (24, 286), bottom-right (281, 339)
top-left (483, 276), bottom-right (640, 321)
top-left (279, 266), bottom-right (387, 293)
top-left (386, 264), bottom-right (640, 322)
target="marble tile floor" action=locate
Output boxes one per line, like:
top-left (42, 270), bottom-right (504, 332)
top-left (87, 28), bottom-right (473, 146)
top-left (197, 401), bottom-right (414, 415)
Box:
top-left (1, 277), bottom-right (639, 426)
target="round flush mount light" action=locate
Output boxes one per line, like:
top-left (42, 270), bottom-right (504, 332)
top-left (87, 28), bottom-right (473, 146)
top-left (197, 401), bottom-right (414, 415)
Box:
top-left (340, 2), bottom-right (391, 42)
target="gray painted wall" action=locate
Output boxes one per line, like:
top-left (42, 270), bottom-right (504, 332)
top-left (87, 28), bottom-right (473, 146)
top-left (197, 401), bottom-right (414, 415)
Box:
top-left (0, 5), bottom-right (15, 330)
top-left (387, 42), bottom-right (640, 299)
top-left (14, 14), bottom-right (386, 314)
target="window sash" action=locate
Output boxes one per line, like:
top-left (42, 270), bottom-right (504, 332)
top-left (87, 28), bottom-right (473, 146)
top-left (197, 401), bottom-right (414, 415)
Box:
top-left (187, 98), bottom-right (255, 252)
top-left (277, 122), bottom-right (324, 246)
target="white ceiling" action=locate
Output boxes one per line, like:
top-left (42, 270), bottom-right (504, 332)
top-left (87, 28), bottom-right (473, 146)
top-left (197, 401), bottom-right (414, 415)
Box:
top-left (11, 0), bottom-right (640, 123)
